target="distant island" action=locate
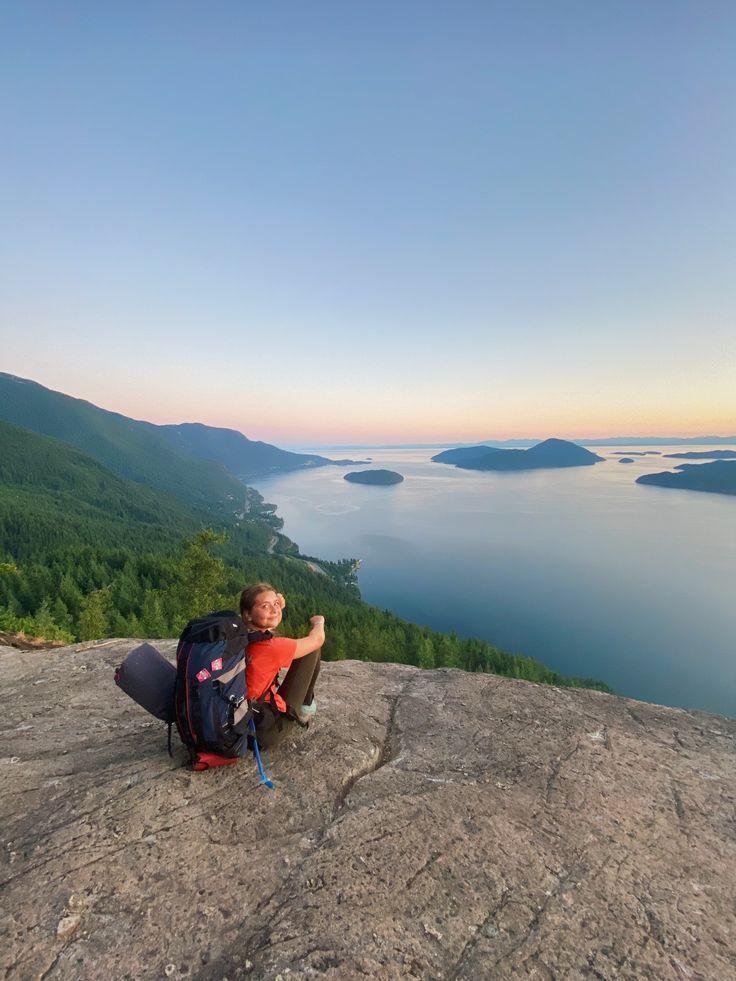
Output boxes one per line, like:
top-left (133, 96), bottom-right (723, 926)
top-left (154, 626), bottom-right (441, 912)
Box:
top-left (609, 451), bottom-right (661, 457)
top-left (618, 458), bottom-right (635, 464)
top-left (637, 461), bottom-right (736, 496)
top-left (663, 450), bottom-right (736, 460)
top-left (432, 438), bottom-right (605, 472)
top-left (344, 469), bottom-right (404, 486)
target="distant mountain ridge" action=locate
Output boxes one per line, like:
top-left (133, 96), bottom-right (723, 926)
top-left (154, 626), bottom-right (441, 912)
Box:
top-left (433, 438), bottom-right (605, 471)
top-left (0, 374), bottom-right (349, 506)
top-left (477, 436), bottom-right (736, 447)
top-left (0, 373), bottom-right (245, 514)
top-left (302, 436), bottom-right (736, 451)
top-left (147, 421), bottom-right (335, 478)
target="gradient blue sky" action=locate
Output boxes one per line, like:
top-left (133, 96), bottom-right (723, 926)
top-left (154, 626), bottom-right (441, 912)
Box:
top-left (2, 1), bottom-right (734, 445)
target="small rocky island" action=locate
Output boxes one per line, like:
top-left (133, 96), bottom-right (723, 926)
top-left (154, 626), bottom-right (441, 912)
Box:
top-left (433, 438), bottom-right (605, 471)
top-left (637, 460), bottom-right (736, 496)
top-left (344, 469), bottom-right (404, 485)
top-left (618, 457), bottom-right (635, 464)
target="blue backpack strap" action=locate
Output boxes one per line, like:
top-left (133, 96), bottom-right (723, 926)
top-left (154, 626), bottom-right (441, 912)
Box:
top-left (248, 718), bottom-right (274, 789)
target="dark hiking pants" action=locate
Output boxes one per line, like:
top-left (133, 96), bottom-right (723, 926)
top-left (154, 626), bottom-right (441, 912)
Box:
top-left (254, 648), bottom-right (321, 750)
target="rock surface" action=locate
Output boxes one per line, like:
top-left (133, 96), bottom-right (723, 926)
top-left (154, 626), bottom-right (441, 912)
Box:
top-left (2, 640), bottom-right (735, 981)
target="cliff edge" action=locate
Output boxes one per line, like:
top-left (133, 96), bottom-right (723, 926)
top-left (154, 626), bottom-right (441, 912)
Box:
top-left (2, 641), bottom-right (734, 980)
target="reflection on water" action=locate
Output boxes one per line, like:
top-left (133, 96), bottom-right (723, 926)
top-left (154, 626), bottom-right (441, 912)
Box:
top-left (250, 447), bottom-right (736, 716)
top-left (314, 502), bottom-right (361, 515)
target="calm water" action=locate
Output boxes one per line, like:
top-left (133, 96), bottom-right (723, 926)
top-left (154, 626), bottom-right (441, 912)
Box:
top-left (250, 447), bottom-right (736, 716)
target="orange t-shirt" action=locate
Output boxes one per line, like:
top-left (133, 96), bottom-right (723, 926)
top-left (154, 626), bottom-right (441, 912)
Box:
top-left (247, 636), bottom-right (298, 712)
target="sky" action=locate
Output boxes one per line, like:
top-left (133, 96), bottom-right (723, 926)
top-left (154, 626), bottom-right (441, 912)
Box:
top-left (1, 1), bottom-right (735, 447)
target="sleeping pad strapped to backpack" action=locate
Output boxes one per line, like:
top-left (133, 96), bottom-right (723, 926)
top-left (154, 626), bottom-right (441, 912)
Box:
top-left (174, 610), bottom-right (270, 771)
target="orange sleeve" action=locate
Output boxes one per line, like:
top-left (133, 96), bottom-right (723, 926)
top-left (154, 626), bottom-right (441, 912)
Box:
top-left (268, 636), bottom-right (298, 668)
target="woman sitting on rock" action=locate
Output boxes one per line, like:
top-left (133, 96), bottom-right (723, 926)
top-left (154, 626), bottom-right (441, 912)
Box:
top-left (240, 582), bottom-right (324, 749)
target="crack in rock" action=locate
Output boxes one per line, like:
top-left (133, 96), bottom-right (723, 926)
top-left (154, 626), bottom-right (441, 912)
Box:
top-left (404, 850), bottom-right (442, 891)
top-left (625, 705), bottom-right (648, 729)
top-left (544, 739), bottom-right (581, 803)
top-left (671, 783), bottom-right (686, 824)
top-left (331, 676), bottom-right (412, 820)
top-left (330, 744), bottom-right (383, 820)
top-left (486, 852), bottom-right (588, 973)
top-left (447, 884), bottom-right (512, 980)
top-left (241, 677), bottom-right (414, 975)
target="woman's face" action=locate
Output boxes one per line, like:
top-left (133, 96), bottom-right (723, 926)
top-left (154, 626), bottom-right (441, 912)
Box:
top-left (245, 590), bottom-right (283, 631)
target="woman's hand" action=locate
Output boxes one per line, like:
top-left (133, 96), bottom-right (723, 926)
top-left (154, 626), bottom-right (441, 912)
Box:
top-left (293, 615), bottom-right (326, 658)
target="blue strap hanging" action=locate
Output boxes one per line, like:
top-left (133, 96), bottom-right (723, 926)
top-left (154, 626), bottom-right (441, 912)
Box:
top-left (248, 718), bottom-right (274, 789)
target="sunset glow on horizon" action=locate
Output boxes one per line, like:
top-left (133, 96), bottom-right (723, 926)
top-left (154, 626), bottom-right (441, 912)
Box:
top-left (6, 364), bottom-right (733, 448)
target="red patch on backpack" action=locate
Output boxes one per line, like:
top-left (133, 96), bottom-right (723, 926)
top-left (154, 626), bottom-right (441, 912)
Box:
top-left (196, 668), bottom-right (211, 682)
top-left (210, 658), bottom-right (223, 672)
top-left (192, 751), bottom-right (240, 771)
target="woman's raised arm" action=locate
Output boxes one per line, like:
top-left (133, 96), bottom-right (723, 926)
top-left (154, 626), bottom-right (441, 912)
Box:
top-left (292, 615), bottom-right (325, 658)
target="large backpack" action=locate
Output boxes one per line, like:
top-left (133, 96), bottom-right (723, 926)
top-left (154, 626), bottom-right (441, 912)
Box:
top-left (115, 612), bottom-right (276, 783)
top-left (173, 610), bottom-right (270, 771)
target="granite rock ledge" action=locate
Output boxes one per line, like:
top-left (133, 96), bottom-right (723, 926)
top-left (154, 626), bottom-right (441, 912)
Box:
top-left (1, 640), bottom-right (734, 980)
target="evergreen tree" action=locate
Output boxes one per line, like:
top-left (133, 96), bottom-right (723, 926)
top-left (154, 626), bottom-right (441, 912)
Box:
top-left (140, 590), bottom-right (167, 637)
top-left (51, 598), bottom-right (72, 632)
top-left (417, 636), bottom-right (435, 670)
top-left (78, 587), bottom-right (111, 641)
top-left (174, 529), bottom-right (228, 625)
top-left (33, 599), bottom-right (74, 643)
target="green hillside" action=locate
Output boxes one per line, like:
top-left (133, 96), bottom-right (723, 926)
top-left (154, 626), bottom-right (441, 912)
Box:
top-left (150, 421), bottom-right (333, 477)
top-left (0, 419), bottom-right (329, 643)
top-left (0, 373), bottom-right (247, 513)
top-left (0, 419), bottom-right (198, 559)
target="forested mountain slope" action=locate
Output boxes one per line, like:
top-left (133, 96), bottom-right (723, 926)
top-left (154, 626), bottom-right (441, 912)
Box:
top-left (150, 421), bottom-right (333, 477)
top-left (0, 373), bottom-right (344, 493)
top-left (0, 373), bottom-right (246, 513)
top-left (0, 419), bottom-right (197, 559)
